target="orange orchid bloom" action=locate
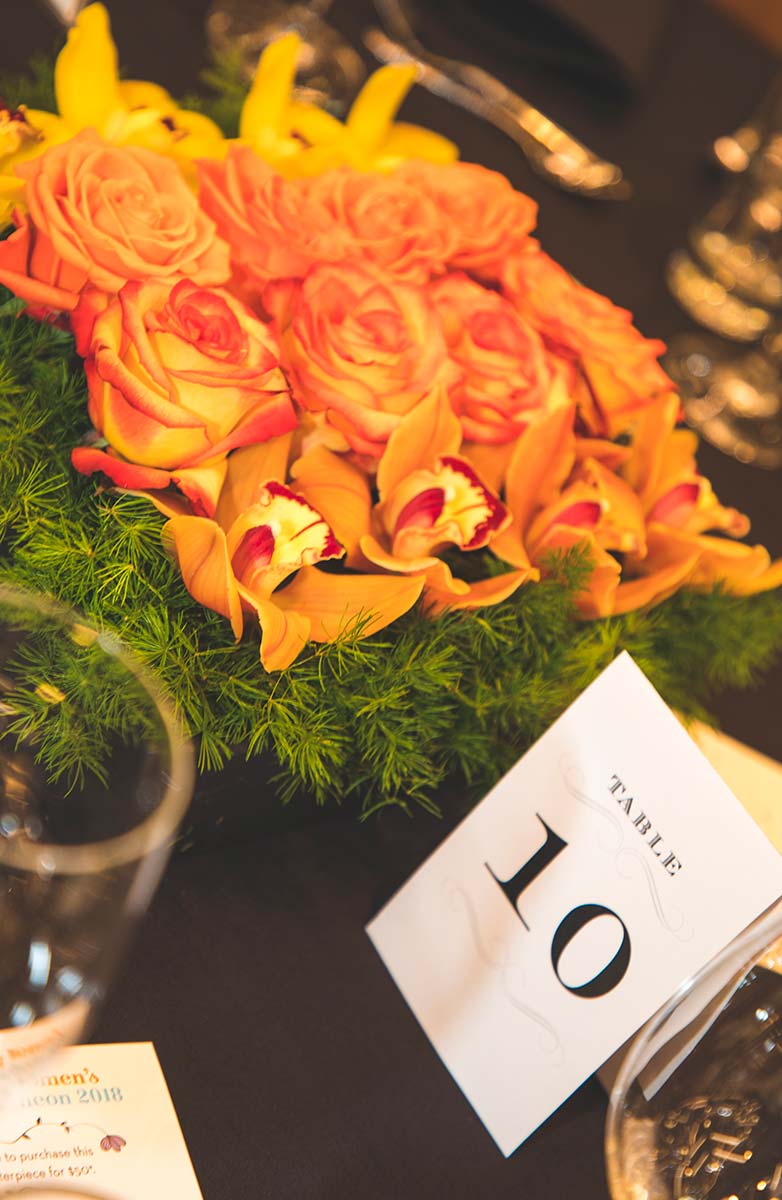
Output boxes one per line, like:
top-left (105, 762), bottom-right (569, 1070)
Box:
top-left (488, 394), bottom-right (648, 617)
top-left (153, 435), bottom-right (423, 670)
top-left (614, 393), bottom-right (782, 611)
top-left (292, 389), bottom-right (533, 615)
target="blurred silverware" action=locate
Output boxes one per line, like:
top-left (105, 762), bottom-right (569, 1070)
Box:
top-left (713, 75), bottom-right (782, 175)
top-left (364, 9), bottom-right (629, 200)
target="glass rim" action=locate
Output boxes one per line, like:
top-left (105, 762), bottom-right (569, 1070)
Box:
top-left (604, 897), bottom-right (782, 1199)
top-left (0, 583), bottom-right (195, 875)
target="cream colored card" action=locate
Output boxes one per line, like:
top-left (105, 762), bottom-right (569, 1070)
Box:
top-left (0, 1043), bottom-right (202, 1197)
top-left (690, 721), bottom-right (782, 852)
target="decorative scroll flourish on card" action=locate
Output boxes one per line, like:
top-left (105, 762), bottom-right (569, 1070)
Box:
top-left (443, 880), bottom-right (562, 1058)
top-left (560, 756), bottom-right (692, 941)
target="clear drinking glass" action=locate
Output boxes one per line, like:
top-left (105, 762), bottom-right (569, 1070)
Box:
top-left (205, 0), bottom-right (366, 113)
top-left (668, 74), bottom-right (782, 346)
top-left (606, 902), bottom-right (782, 1200)
top-left (37, 0), bottom-right (86, 27)
top-left (0, 585), bottom-right (193, 1103)
top-left (664, 328), bottom-right (782, 469)
top-left (664, 77), bottom-right (782, 469)
top-left (667, 162), bottom-right (782, 345)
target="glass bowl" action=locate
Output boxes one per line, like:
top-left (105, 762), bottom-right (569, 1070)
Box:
top-left (606, 902), bottom-right (782, 1200)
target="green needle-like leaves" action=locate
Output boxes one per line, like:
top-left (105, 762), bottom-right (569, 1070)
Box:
top-left (0, 57), bottom-right (781, 816)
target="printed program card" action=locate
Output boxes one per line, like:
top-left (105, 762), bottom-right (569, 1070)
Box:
top-left (367, 652), bottom-right (782, 1156)
top-left (0, 1043), bottom-right (202, 1197)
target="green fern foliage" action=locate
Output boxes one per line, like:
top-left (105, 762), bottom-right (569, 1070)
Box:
top-left (1, 51), bottom-right (781, 815)
top-left (1, 295), bottom-right (781, 815)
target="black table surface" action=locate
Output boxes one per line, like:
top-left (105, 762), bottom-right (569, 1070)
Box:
top-left (6, 1), bottom-right (782, 1196)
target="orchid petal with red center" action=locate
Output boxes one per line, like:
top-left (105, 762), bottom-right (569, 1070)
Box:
top-left (655, 428), bottom-right (701, 493)
top-left (575, 458), bottom-right (647, 555)
top-left (525, 484), bottom-right (604, 556)
top-left (621, 392), bottom-right (752, 545)
top-left (647, 475), bottom-right (750, 538)
top-left (385, 455), bottom-right (508, 560)
top-left (648, 481), bottom-right (701, 527)
top-left (226, 482), bottom-right (343, 597)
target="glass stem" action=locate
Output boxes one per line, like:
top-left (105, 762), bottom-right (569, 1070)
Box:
top-left (762, 325), bottom-right (782, 368)
top-left (38, 0), bottom-right (85, 29)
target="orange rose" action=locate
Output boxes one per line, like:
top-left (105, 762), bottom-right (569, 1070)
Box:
top-left (395, 160), bottom-right (537, 280)
top-left (429, 273), bottom-right (553, 444)
top-left (502, 245), bottom-right (670, 436)
top-left (266, 263), bottom-right (448, 458)
top-left (304, 169), bottom-right (453, 285)
top-left (71, 279), bottom-right (296, 514)
top-left (199, 148), bottom-right (347, 294)
top-left (0, 131), bottom-right (229, 330)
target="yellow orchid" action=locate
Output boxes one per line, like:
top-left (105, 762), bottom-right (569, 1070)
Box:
top-left (0, 101), bottom-right (69, 221)
top-left (238, 31), bottom-right (457, 176)
top-left (0, 3), bottom-right (224, 222)
top-left (152, 435), bottom-right (423, 671)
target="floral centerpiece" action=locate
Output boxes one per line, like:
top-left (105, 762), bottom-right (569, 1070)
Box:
top-left (0, 5), bottom-right (780, 815)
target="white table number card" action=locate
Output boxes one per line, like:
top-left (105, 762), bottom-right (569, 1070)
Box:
top-left (367, 652), bottom-right (782, 1156)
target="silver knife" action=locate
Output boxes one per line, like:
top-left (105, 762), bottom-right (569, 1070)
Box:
top-left (363, 27), bottom-right (631, 200)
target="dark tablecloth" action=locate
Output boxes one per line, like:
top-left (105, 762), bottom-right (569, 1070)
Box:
top-left (5, 2), bottom-right (782, 1196)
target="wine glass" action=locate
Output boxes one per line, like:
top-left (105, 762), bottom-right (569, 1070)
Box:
top-left (665, 72), bottom-right (782, 467)
top-left (606, 902), bottom-right (782, 1200)
top-left (664, 329), bottom-right (782, 469)
top-left (37, 0), bottom-right (86, 28)
top-left (205, 0), bottom-right (366, 114)
top-left (0, 584), bottom-right (193, 1115)
top-left (667, 141), bottom-right (782, 346)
